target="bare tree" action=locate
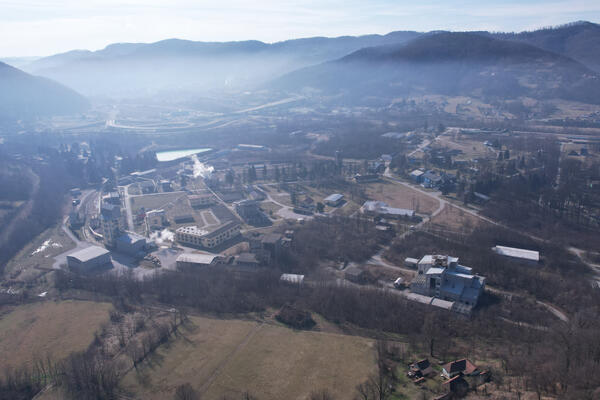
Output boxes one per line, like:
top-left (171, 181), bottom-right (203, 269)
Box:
top-left (174, 383), bottom-right (199, 400)
top-left (310, 388), bottom-right (336, 400)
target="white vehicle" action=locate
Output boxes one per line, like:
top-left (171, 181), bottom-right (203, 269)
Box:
top-left (393, 277), bottom-right (404, 289)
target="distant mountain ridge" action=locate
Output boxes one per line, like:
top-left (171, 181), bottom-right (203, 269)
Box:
top-left (275, 32), bottom-right (600, 104)
top-left (20, 32), bottom-right (421, 97)
top-left (0, 62), bottom-right (89, 121)
top-left (10, 21), bottom-right (600, 101)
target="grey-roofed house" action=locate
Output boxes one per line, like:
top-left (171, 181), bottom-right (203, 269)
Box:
top-left (67, 246), bottom-right (111, 270)
top-left (422, 171), bottom-right (442, 188)
top-left (354, 173), bottom-right (379, 183)
top-left (409, 169), bottom-right (425, 183)
top-left (324, 193), bottom-right (344, 207)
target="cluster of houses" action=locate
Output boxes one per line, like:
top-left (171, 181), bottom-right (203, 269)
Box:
top-left (408, 357), bottom-right (489, 399)
top-left (409, 169), bottom-right (456, 189)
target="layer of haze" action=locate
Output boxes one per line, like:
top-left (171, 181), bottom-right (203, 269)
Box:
top-left (2, 0), bottom-right (600, 57)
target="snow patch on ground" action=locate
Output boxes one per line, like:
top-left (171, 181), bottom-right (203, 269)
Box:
top-left (31, 239), bottom-right (62, 256)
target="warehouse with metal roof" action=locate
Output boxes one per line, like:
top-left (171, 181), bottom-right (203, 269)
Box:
top-left (492, 245), bottom-right (540, 262)
top-left (66, 246), bottom-right (111, 270)
top-left (176, 253), bottom-right (225, 269)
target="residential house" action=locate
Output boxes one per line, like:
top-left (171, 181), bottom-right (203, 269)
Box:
top-left (368, 161), bottom-right (386, 174)
top-left (442, 359), bottom-right (479, 379)
top-left (422, 171), bottom-right (442, 188)
top-left (324, 193), bottom-right (344, 207)
top-left (409, 169), bottom-right (425, 183)
top-left (354, 173), bottom-right (379, 183)
top-left (409, 359), bottom-right (434, 379)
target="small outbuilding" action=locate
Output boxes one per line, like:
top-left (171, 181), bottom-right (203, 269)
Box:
top-left (409, 359), bottom-right (434, 378)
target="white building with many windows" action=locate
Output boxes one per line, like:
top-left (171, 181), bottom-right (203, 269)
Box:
top-left (176, 220), bottom-right (241, 248)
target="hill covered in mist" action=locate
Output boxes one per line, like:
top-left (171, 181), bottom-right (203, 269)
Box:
top-left (274, 32), bottom-right (600, 104)
top-left (10, 21), bottom-right (600, 103)
top-left (0, 62), bottom-right (89, 121)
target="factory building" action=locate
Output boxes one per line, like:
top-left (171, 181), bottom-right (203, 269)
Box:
top-left (189, 192), bottom-right (215, 208)
top-left (410, 255), bottom-right (486, 314)
top-left (116, 232), bottom-right (147, 257)
top-left (101, 203), bottom-right (124, 247)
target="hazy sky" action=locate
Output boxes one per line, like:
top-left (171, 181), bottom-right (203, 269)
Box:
top-left (1, 0), bottom-right (599, 57)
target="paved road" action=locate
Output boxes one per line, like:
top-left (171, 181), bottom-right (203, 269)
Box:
top-left (119, 185), bottom-right (135, 231)
top-left (260, 186), bottom-right (312, 221)
top-left (52, 217), bottom-right (86, 269)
